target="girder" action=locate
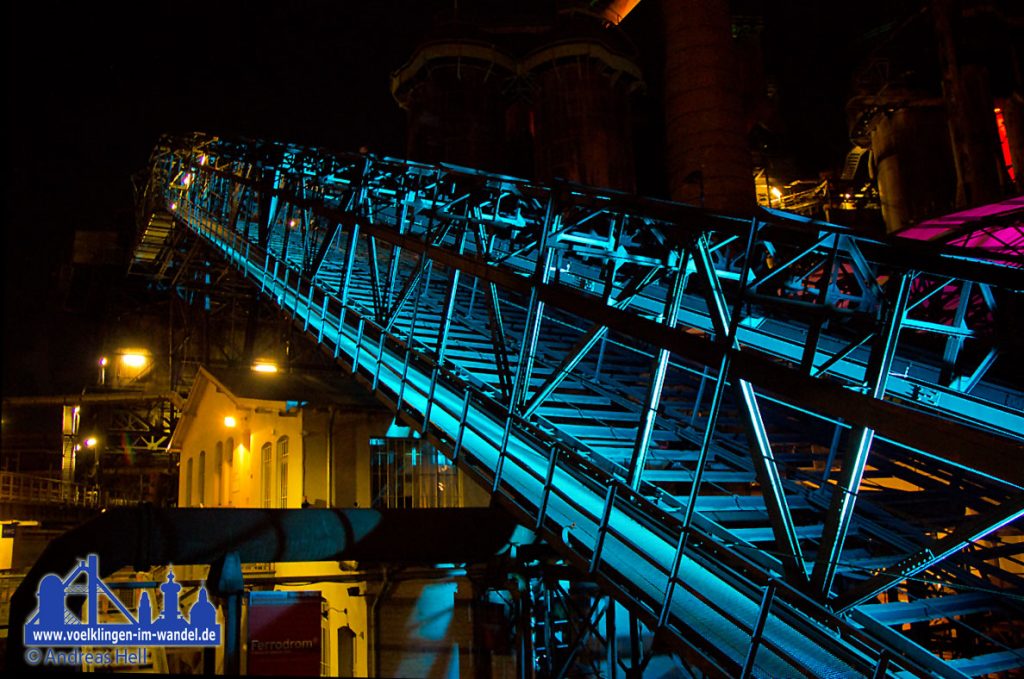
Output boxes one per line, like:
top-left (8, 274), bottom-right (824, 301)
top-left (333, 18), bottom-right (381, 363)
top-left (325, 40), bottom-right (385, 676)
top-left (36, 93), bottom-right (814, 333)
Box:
top-left (137, 133), bottom-right (1024, 676)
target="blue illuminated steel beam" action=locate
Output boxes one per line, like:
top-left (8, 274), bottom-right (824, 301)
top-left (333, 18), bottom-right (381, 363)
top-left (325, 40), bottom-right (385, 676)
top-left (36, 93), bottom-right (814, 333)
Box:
top-left (661, 351), bottom-right (731, 629)
top-left (511, 194), bottom-right (559, 411)
top-left (474, 224), bottom-right (515, 403)
top-left (307, 221), bottom-right (341, 280)
top-left (734, 380), bottom-right (808, 584)
top-left (494, 198), bottom-right (558, 493)
top-left (739, 582), bottom-right (777, 679)
top-left (626, 252), bottom-right (687, 491)
top-left (799, 233), bottom-right (841, 373)
top-left (811, 273), bottom-right (914, 597)
top-left (172, 186), bottom-right (872, 676)
top-left (383, 256), bottom-right (429, 334)
top-left (141, 134), bottom-right (1024, 677)
top-left (950, 347), bottom-right (1000, 393)
top-left (692, 230), bottom-right (808, 584)
top-left (941, 280), bottom-right (972, 385)
top-left (338, 222), bottom-right (360, 306)
top-left (180, 148), bottom-right (1024, 462)
top-left (835, 494), bottom-right (1024, 613)
top-left (366, 234), bottom-right (385, 323)
top-left (523, 268), bottom-right (662, 419)
top-left (483, 278), bottom-right (515, 403)
top-left (382, 201), bottom-right (412, 313)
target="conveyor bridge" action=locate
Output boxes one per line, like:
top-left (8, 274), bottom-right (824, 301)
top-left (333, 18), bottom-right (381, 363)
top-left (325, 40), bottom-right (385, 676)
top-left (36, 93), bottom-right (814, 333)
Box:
top-left (134, 133), bottom-right (1024, 677)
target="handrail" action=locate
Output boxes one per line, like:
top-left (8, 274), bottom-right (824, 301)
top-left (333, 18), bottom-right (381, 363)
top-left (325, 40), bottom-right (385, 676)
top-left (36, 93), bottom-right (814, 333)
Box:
top-left (0, 471), bottom-right (133, 508)
top-left (137, 132), bottom-right (1024, 677)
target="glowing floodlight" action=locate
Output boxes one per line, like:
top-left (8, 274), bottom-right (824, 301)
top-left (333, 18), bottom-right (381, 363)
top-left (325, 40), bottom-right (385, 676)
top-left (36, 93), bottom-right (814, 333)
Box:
top-left (120, 353), bottom-right (148, 368)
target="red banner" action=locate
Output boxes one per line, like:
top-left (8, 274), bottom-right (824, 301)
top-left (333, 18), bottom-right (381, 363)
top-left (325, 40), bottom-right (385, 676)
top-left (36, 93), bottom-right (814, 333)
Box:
top-left (247, 591), bottom-right (321, 676)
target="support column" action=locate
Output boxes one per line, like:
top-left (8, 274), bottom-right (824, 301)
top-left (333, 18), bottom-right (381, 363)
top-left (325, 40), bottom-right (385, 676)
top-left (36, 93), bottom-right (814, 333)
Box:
top-left (627, 253), bottom-right (687, 491)
top-left (811, 273), bottom-right (913, 597)
top-left (605, 598), bottom-right (618, 679)
top-left (61, 405), bottom-right (79, 499)
top-left (510, 195), bottom-right (558, 411)
top-left (514, 576), bottom-right (533, 679)
top-left (208, 552), bottom-right (244, 676)
top-left (735, 380), bottom-right (807, 584)
top-left (941, 281), bottom-right (973, 386)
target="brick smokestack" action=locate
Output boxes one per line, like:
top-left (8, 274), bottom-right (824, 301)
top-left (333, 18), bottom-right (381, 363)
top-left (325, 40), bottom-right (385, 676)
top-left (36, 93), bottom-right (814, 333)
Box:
top-left (662, 0), bottom-right (754, 213)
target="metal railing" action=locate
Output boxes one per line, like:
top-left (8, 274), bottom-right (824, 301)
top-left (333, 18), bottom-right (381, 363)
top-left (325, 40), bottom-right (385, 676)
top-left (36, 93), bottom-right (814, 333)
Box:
top-left (0, 472), bottom-right (131, 508)
top-left (138, 132), bottom-right (1024, 677)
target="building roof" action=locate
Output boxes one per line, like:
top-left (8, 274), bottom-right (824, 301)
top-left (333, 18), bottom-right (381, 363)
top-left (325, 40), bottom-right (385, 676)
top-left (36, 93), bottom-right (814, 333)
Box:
top-left (202, 366), bottom-right (382, 409)
top-left (168, 366), bottom-right (385, 452)
top-left (895, 195), bottom-right (1024, 266)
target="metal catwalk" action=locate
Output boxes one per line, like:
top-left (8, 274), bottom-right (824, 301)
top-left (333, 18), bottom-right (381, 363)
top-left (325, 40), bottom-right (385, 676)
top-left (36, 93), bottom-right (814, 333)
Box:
top-left (135, 133), bottom-right (1024, 677)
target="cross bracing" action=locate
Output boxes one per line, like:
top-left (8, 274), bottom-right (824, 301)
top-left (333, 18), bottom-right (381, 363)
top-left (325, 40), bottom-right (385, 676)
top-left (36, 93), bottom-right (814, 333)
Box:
top-left (135, 133), bottom-right (1024, 677)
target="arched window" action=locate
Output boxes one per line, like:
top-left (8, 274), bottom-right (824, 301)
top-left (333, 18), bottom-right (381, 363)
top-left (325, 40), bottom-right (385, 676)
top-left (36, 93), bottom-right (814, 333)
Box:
top-left (185, 457), bottom-right (193, 507)
top-left (260, 442), bottom-right (273, 508)
top-left (277, 436), bottom-right (289, 508)
top-left (213, 442), bottom-right (223, 506)
top-left (225, 437), bottom-right (236, 506)
top-left (198, 450), bottom-right (206, 506)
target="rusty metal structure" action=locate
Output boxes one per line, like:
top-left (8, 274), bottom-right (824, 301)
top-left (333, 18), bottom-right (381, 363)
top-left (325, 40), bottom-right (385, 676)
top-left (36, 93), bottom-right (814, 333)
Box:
top-left (391, 2), bottom-right (644, 191)
top-left (845, 0), bottom-right (1023, 235)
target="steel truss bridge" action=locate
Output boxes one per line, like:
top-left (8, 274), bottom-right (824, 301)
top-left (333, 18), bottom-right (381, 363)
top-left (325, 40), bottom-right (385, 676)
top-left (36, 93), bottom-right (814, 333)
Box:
top-left (135, 133), bottom-right (1024, 677)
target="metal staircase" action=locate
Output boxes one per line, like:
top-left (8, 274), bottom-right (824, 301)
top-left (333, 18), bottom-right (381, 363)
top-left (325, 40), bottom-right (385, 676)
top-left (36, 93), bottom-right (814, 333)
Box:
top-left (135, 133), bottom-right (1024, 677)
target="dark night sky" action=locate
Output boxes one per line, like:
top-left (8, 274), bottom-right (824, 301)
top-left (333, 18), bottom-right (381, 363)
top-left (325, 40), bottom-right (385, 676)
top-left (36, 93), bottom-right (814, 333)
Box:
top-left (3, 1), bottom-right (432, 396)
top-left (2, 1), bottom-right (885, 397)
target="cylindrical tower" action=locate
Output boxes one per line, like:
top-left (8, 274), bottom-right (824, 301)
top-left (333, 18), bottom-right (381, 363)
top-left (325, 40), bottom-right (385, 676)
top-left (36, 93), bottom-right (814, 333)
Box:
top-left (866, 103), bottom-right (958, 233)
top-left (662, 0), bottom-right (754, 213)
top-left (526, 38), bottom-right (642, 191)
top-left (392, 36), bottom-right (518, 174)
top-left (392, 6), bottom-right (643, 191)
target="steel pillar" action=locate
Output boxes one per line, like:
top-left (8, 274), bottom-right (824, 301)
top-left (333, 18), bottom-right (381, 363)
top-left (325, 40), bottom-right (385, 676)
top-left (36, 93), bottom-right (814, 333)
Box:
top-left (734, 380), bottom-right (808, 584)
top-left (627, 254), bottom-right (687, 491)
top-left (811, 273), bottom-right (913, 597)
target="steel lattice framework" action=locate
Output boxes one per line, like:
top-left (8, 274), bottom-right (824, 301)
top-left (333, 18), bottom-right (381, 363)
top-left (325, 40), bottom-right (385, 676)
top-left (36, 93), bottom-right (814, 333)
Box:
top-left (135, 133), bottom-right (1024, 677)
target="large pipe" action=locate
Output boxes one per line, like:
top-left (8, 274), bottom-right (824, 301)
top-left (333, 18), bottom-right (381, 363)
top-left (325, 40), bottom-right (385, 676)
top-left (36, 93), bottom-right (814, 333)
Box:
top-left (7, 505), bottom-right (517, 671)
top-left (662, 0), bottom-right (754, 214)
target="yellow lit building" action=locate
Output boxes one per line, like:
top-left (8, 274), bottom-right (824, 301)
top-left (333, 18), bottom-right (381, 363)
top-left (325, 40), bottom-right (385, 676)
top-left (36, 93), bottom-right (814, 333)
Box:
top-left (170, 366), bottom-right (507, 677)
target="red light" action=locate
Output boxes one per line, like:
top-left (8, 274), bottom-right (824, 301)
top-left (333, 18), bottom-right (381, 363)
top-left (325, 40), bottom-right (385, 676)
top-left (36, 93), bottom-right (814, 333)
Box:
top-left (994, 107), bottom-right (1014, 182)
